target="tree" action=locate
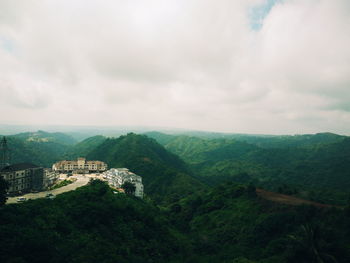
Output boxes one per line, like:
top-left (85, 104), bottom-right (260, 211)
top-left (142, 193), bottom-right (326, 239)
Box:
top-left (288, 224), bottom-right (338, 263)
top-left (121, 181), bottom-right (136, 195)
top-left (0, 176), bottom-right (9, 206)
top-left (247, 183), bottom-right (257, 198)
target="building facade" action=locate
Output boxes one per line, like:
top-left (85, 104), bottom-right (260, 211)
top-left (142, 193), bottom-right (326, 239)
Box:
top-left (0, 163), bottom-right (44, 195)
top-left (43, 168), bottom-right (59, 189)
top-left (103, 168), bottom-right (144, 198)
top-left (52, 157), bottom-right (107, 174)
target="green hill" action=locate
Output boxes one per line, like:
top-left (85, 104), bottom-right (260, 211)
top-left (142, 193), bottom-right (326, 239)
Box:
top-left (145, 132), bottom-right (350, 205)
top-left (165, 182), bottom-right (350, 263)
top-left (2, 181), bottom-right (350, 263)
top-left (0, 180), bottom-right (190, 263)
top-left (87, 133), bottom-right (205, 201)
top-left (64, 135), bottom-right (106, 159)
top-left (3, 136), bottom-right (72, 168)
top-left (12, 130), bottom-right (77, 145)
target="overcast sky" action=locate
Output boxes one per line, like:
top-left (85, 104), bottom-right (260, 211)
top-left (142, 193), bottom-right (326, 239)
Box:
top-left (0, 0), bottom-right (349, 135)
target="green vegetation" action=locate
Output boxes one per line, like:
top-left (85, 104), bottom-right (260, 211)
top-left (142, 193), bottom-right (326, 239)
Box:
top-left (12, 130), bottom-right (77, 145)
top-left (3, 131), bottom-right (76, 167)
top-left (165, 182), bottom-right (350, 262)
top-left (2, 130), bottom-right (350, 262)
top-left (121, 181), bottom-right (136, 195)
top-left (0, 176), bottom-right (8, 206)
top-left (49, 179), bottom-right (74, 190)
top-left (0, 181), bottom-right (190, 263)
top-left (86, 133), bottom-right (205, 202)
top-left (64, 135), bottom-right (106, 159)
top-left (1, 181), bottom-right (350, 262)
top-left (146, 132), bottom-right (350, 205)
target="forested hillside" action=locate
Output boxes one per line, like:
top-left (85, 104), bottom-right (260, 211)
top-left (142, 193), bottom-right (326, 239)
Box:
top-left (12, 130), bottom-right (77, 145)
top-left (0, 181), bottom-right (190, 263)
top-left (145, 132), bottom-right (350, 205)
top-left (86, 133), bottom-right (205, 201)
top-left (3, 130), bottom-right (350, 204)
top-left (3, 134), bottom-right (73, 168)
top-left (64, 135), bottom-right (106, 159)
top-left (1, 180), bottom-right (350, 263)
top-left (2, 130), bottom-right (350, 262)
top-left (165, 182), bottom-right (350, 262)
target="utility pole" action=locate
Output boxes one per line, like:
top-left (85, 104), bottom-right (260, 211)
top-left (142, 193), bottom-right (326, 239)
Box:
top-left (0, 137), bottom-right (11, 170)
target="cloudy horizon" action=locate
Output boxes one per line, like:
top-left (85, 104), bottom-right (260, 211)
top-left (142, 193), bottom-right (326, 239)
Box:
top-left (1, 0), bottom-right (350, 135)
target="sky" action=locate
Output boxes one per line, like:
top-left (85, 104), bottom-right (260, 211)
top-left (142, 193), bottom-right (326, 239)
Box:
top-left (0, 0), bottom-right (350, 135)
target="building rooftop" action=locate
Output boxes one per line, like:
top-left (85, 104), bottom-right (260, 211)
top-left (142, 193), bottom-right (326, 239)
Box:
top-left (1, 163), bottom-right (39, 172)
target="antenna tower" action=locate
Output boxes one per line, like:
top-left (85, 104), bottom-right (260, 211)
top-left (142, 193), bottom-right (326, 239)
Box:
top-left (0, 137), bottom-right (11, 170)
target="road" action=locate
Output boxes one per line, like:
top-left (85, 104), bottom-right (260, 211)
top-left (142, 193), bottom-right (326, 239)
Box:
top-left (6, 175), bottom-right (90, 204)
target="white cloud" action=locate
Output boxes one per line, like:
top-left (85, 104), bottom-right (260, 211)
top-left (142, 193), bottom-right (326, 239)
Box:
top-left (0, 0), bottom-right (349, 134)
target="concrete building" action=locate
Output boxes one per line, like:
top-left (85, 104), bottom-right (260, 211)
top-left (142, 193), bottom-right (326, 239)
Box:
top-left (0, 163), bottom-right (44, 195)
top-left (103, 168), bottom-right (144, 198)
top-left (43, 169), bottom-right (59, 189)
top-left (52, 157), bottom-right (107, 174)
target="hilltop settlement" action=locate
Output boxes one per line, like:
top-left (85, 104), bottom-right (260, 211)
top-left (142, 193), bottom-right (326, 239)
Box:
top-left (0, 137), bottom-right (143, 198)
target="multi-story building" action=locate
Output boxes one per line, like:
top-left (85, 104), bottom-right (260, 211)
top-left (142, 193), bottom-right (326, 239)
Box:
top-left (103, 168), bottom-right (144, 198)
top-left (0, 163), bottom-right (44, 195)
top-left (43, 168), bottom-right (59, 189)
top-left (52, 157), bottom-right (107, 174)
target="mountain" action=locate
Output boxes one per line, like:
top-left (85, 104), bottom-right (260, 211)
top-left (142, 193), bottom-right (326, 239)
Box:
top-left (64, 135), bottom-right (106, 159)
top-left (12, 130), bottom-right (77, 145)
top-left (146, 131), bottom-right (345, 149)
top-left (229, 132), bottom-right (346, 148)
top-left (3, 131), bottom-right (76, 168)
top-left (86, 133), bottom-right (205, 201)
top-left (145, 132), bottom-right (350, 205)
top-left (143, 131), bottom-right (177, 145)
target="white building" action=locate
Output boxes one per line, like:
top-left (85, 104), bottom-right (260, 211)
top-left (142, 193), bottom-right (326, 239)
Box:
top-left (52, 157), bottom-right (107, 174)
top-left (103, 168), bottom-right (144, 198)
top-left (43, 169), bottom-right (59, 189)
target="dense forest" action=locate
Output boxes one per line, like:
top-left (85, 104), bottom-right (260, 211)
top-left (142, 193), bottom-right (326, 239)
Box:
top-left (1, 130), bottom-right (350, 262)
top-left (1, 180), bottom-right (350, 262)
top-left (145, 132), bottom-right (350, 205)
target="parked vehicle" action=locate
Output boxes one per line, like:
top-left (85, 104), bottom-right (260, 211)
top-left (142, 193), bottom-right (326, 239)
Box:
top-left (17, 197), bottom-right (27, 202)
top-left (45, 193), bottom-right (55, 199)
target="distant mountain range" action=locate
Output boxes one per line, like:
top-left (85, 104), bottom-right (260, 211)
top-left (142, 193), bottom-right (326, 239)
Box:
top-left (145, 131), bottom-right (350, 204)
top-left (1, 129), bottom-right (350, 204)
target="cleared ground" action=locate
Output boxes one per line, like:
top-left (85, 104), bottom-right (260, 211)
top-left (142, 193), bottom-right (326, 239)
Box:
top-left (256, 188), bottom-right (340, 208)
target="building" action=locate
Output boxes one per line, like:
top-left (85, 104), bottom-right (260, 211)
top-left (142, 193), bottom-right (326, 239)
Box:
top-left (0, 163), bottom-right (44, 195)
top-left (103, 168), bottom-right (144, 198)
top-left (52, 157), bottom-right (107, 174)
top-left (43, 168), bottom-right (59, 189)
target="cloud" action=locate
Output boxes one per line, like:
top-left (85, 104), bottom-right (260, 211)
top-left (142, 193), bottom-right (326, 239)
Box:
top-left (0, 0), bottom-right (349, 134)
